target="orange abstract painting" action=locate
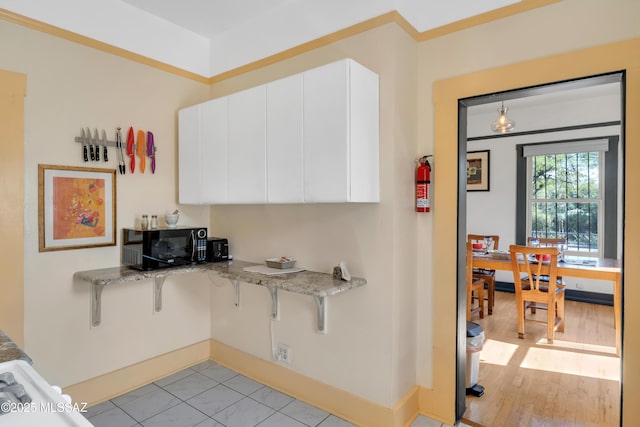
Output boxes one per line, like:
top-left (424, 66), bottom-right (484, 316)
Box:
top-left (52, 176), bottom-right (106, 240)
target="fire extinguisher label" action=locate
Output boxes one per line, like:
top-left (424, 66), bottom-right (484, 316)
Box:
top-left (416, 184), bottom-right (429, 208)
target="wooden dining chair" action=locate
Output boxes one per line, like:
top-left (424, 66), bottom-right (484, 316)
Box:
top-left (466, 242), bottom-right (485, 320)
top-left (509, 244), bottom-right (566, 343)
top-left (526, 237), bottom-right (567, 312)
top-left (468, 234), bottom-right (499, 315)
top-left (527, 236), bottom-right (565, 245)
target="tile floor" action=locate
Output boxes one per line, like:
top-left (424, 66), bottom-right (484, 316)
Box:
top-left (84, 360), bottom-right (465, 427)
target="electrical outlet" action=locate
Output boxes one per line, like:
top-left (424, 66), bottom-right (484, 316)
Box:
top-left (277, 343), bottom-right (291, 364)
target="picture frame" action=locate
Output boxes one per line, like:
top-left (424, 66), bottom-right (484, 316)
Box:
top-left (466, 150), bottom-right (490, 191)
top-left (38, 164), bottom-right (116, 252)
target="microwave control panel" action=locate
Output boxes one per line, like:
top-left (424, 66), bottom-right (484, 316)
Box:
top-left (195, 237), bottom-right (207, 261)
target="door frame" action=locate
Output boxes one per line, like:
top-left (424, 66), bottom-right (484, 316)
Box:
top-left (428, 37), bottom-right (640, 425)
top-left (0, 69), bottom-right (26, 347)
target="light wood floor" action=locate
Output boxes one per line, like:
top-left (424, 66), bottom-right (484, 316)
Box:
top-left (462, 291), bottom-right (620, 427)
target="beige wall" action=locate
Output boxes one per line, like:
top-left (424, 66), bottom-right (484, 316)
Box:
top-left (2, 0), bottom-right (639, 423)
top-left (0, 19), bottom-right (213, 387)
top-left (206, 23), bottom-right (419, 407)
top-left (419, 0), bottom-right (640, 422)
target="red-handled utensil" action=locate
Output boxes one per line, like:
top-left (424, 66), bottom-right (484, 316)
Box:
top-left (126, 127), bottom-right (135, 173)
top-left (147, 131), bottom-right (155, 173)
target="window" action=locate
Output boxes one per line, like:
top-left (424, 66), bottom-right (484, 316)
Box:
top-left (527, 150), bottom-right (602, 255)
top-left (516, 137), bottom-right (618, 258)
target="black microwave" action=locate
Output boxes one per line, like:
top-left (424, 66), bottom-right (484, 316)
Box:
top-left (122, 227), bottom-right (208, 270)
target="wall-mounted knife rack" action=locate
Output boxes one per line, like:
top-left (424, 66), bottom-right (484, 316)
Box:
top-left (73, 136), bottom-right (158, 154)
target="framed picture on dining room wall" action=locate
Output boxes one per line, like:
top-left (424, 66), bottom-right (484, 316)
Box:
top-left (38, 164), bottom-right (116, 252)
top-left (466, 150), bottom-right (490, 191)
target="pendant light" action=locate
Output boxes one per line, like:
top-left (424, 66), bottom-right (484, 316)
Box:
top-left (491, 101), bottom-right (515, 133)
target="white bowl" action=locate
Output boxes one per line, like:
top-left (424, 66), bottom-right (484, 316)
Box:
top-left (164, 214), bottom-right (179, 228)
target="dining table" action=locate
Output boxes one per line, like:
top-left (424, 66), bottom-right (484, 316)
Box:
top-left (473, 252), bottom-right (622, 355)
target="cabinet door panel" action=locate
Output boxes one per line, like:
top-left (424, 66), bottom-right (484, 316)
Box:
top-left (228, 86), bottom-right (266, 203)
top-left (349, 61), bottom-right (380, 202)
top-left (178, 104), bottom-right (201, 204)
top-left (200, 97), bottom-right (229, 203)
top-left (303, 60), bottom-right (349, 202)
top-left (266, 74), bottom-right (303, 203)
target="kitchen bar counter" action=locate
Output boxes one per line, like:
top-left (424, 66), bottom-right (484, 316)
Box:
top-left (74, 260), bottom-right (366, 332)
top-left (0, 329), bottom-right (31, 365)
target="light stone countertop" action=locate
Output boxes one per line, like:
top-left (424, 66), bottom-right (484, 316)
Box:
top-left (73, 260), bottom-right (366, 297)
top-left (0, 329), bottom-right (31, 365)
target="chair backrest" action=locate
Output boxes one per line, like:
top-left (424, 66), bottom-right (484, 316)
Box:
top-left (527, 237), bottom-right (566, 247)
top-left (467, 234), bottom-right (500, 250)
top-left (509, 245), bottom-right (560, 296)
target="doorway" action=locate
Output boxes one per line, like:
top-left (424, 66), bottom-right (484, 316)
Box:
top-left (456, 72), bottom-right (624, 425)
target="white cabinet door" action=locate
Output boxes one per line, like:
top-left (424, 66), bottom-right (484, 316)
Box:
top-left (228, 85), bottom-right (267, 203)
top-left (303, 60), bottom-right (350, 202)
top-left (302, 59), bottom-right (378, 203)
top-left (178, 104), bottom-right (202, 204)
top-left (200, 97), bottom-right (229, 203)
top-left (266, 74), bottom-right (304, 203)
top-left (348, 60), bottom-right (380, 202)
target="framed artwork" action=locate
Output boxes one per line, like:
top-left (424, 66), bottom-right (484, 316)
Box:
top-left (466, 150), bottom-right (490, 191)
top-left (38, 164), bottom-right (116, 251)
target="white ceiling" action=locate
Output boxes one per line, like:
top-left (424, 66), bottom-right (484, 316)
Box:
top-left (0, 0), bottom-right (521, 77)
top-left (1, 0), bottom-right (621, 131)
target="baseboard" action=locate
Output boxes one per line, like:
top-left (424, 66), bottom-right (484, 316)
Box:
top-left (495, 281), bottom-right (613, 306)
top-left (210, 339), bottom-right (418, 427)
top-left (65, 338), bottom-right (420, 427)
top-left (62, 340), bottom-right (210, 406)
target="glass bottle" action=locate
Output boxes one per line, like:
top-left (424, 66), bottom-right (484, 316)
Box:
top-left (150, 215), bottom-right (158, 229)
top-left (141, 214), bottom-right (148, 230)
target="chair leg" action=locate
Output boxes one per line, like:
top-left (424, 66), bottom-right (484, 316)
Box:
top-left (517, 298), bottom-right (525, 339)
top-left (556, 297), bottom-right (565, 333)
top-left (487, 277), bottom-right (495, 315)
top-left (547, 303), bottom-right (555, 343)
top-left (478, 287), bottom-right (484, 319)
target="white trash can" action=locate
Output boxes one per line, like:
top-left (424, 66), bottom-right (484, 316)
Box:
top-left (466, 321), bottom-right (485, 397)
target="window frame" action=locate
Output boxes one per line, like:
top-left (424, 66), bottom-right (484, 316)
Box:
top-left (525, 151), bottom-right (604, 256)
top-left (516, 136), bottom-right (619, 259)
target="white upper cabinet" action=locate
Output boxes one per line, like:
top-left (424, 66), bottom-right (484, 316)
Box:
top-left (178, 97), bottom-right (229, 204)
top-left (201, 97), bottom-right (229, 203)
top-left (303, 59), bottom-right (379, 203)
top-left (228, 85), bottom-right (267, 203)
top-left (178, 58), bottom-right (379, 205)
top-left (178, 103), bottom-right (202, 204)
top-left (266, 73), bottom-right (304, 203)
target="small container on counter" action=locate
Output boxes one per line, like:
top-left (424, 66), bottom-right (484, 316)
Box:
top-left (141, 214), bottom-right (149, 230)
top-left (150, 215), bottom-right (158, 229)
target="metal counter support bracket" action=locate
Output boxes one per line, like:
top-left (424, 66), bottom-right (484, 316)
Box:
top-left (154, 276), bottom-right (167, 312)
top-left (91, 283), bottom-right (106, 327)
top-left (313, 295), bottom-right (327, 334)
top-left (231, 279), bottom-right (240, 309)
top-left (268, 287), bottom-right (279, 320)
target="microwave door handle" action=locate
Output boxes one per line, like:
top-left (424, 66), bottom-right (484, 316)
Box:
top-left (190, 230), bottom-right (196, 262)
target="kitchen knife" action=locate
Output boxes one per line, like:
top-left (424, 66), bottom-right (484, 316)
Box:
top-left (93, 128), bottom-right (100, 161)
top-left (81, 128), bottom-right (88, 162)
top-left (147, 131), bottom-right (155, 173)
top-left (116, 127), bottom-right (125, 174)
top-left (101, 129), bottom-right (108, 162)
top-left (127, 126), bottom-right (135, 174)
top-left (88, 127), bottom-right (95, 161)
top-left (137, 130), bottom-right (146, 173)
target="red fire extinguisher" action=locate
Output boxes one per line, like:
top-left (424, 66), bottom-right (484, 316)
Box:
top-left (416, 156), bottom-right (431, 212)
